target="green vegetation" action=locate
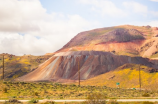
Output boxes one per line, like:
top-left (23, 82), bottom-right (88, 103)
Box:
top-left (0, 101), bottom-right (158, 104)
top-left (28, 99), bottom-right (39, 103)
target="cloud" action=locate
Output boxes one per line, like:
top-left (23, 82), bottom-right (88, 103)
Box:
top-left (123, 1), bottom-right (148, 15)
top-left (0, 32), bottom-right (51, 55)
top-left (150, 0), bottom-right (158, 2)
top-left (0, 0), bottom-right (98, 55)
top-left (151, 11), bottom-right (158, 17)
top-left (0, 0), bottom-right (45, 32)
top-left (148, 21), bottom-right (158, 27)
top-left (79, 0), bottom-right (126, 17)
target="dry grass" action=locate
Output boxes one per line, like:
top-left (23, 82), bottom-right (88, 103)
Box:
top-left (79, 64), bottom-right (158, 90)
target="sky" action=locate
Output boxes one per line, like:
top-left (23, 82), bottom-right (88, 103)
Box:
top-left (0, 0), bottom-right (158, 56)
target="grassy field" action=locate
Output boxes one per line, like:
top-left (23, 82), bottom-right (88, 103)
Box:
top-left (0, 80), bottom-right (158, 100)
top-left (1, 101), bottom-right (158, 104)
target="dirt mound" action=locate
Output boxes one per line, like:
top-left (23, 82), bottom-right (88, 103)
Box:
top-left (16, 51), bottom-right (158, 82)
top-left (54, 51), bottom-right (112, 56)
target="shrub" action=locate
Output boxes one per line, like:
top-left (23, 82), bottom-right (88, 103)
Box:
top-left (34, 92), bottom-right (39, 96)
top-left (29, 99), bottom-right (39, 103)
top-left (41, 101), bottom-right (55, 104)
top-left (5, 98), bottom-right (22, 103)
top-left (3, 87), bottom-right (8, 93)
top-left (142, 93), bottom-right (150, 97)
top-left (142, 101), bottom-right (154, 104)
top-left (86, 92), bottom-right (106, 104)
top-left (107, 100), bottom-right (118, 104)
top-left (3, 81), bottom-right (7, 84)
top-left (12, 96), bottom-right (17, 98)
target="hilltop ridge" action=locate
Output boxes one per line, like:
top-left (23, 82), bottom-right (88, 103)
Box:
top-left (54, 25), bottom-right (158, 58)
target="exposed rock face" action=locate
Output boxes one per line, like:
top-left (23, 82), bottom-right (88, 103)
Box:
top-left (140, 38), bottom-right (158, 57)
top-left (17, 51), bottom-right (158, 82)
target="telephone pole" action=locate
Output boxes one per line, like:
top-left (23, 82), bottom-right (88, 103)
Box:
top-left (2, 54), bottom-right (4, 81)
top-left (139, 64), bottom-right (141, 92)
top-left (78, 60), bottom-right (80, 87)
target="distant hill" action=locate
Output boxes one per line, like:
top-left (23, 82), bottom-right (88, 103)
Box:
top-left (0, 53), bottom-right (52, 81)
top-left (78, 63), bottom-right (158, 90)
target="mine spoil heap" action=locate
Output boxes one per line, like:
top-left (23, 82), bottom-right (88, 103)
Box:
top-left (16, 51), bottom-right (158, 82)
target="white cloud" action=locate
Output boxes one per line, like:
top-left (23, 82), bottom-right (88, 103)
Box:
top-left (123, 1), bottom-right (148, 15)
top-left (148, 21), bottom-right (158, 27)
top-left (151, 11), bottom-right (158, 17)
top-left (150, 0), bottom-right (158, 2)
top-left (0, 32), bottom-right (51, 55)
top-left (0, 0), bottom-right (45, 32)
top-left (79, 0), bottom-right (126, 17)
top-left (0, 0), bottom-right (98, 55)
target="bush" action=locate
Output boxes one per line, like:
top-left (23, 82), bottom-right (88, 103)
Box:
top-left (142, 101), bottom-right (154, 104)
top-left (107, 100), bottom-right (118, 104)
top-left (3, 81), bottom-right (7, 84)
top-left (86, 92), bottom-right (106, 104)
top-left (34, 92), bottom-right (39, 96)
top-left (3, 87), bottom-right (8, 93)
top-left (41, 101), bottom-right (55, 104)
top-left (142, 93), bottom-right (150, 97)
top-left (29, 99), bottom-right (39, 103)
top-left (4, 98), bottom-right (22, 104)
top-left (12, 96), bottom-right (17, 98)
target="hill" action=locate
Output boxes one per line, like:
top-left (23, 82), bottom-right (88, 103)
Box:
top-left (16, 25), bottom-right (158, 85)
top-left (0, 53), bottom-right (52, 81)
top-left (55, 25), bottom-right (158, 58)
top-left (79, 63), bottom-right (158, 90)
top-left (16, 51), bottom-right (158, 82)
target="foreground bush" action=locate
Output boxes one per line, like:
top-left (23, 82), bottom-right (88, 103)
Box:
top-left (3, 87), bottom-right (8, 93)
top-left (28, 99), bottom-right (39, 103)
top-left (4, 98), bottom-right (21, 104)
top-left (142, 93), bottom-right (150, 97)
top-left (86, 92), bottom-right (106, 104)
top-left (107, 100), bottom-right (118, 104)
top-left (142, 101), bottom-right (154, 104)
top-left (41, 101), bottom-right (55, 104)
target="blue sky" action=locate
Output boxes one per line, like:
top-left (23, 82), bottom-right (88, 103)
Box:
top-left (40, 0), bottom-right (158, 27)
top-left (0, 0), bottom-right (158, 55)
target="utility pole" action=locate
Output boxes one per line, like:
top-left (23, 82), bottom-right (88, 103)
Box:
top-left (139, 64), bottom-right (141, 92)
top-left (2, 54), bottom-right (4, 81)
top-left (78, 60), bottom-right (80, 87)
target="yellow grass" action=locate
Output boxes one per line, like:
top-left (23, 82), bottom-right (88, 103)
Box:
top-left (80, 65), bottom-right (158, 90)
